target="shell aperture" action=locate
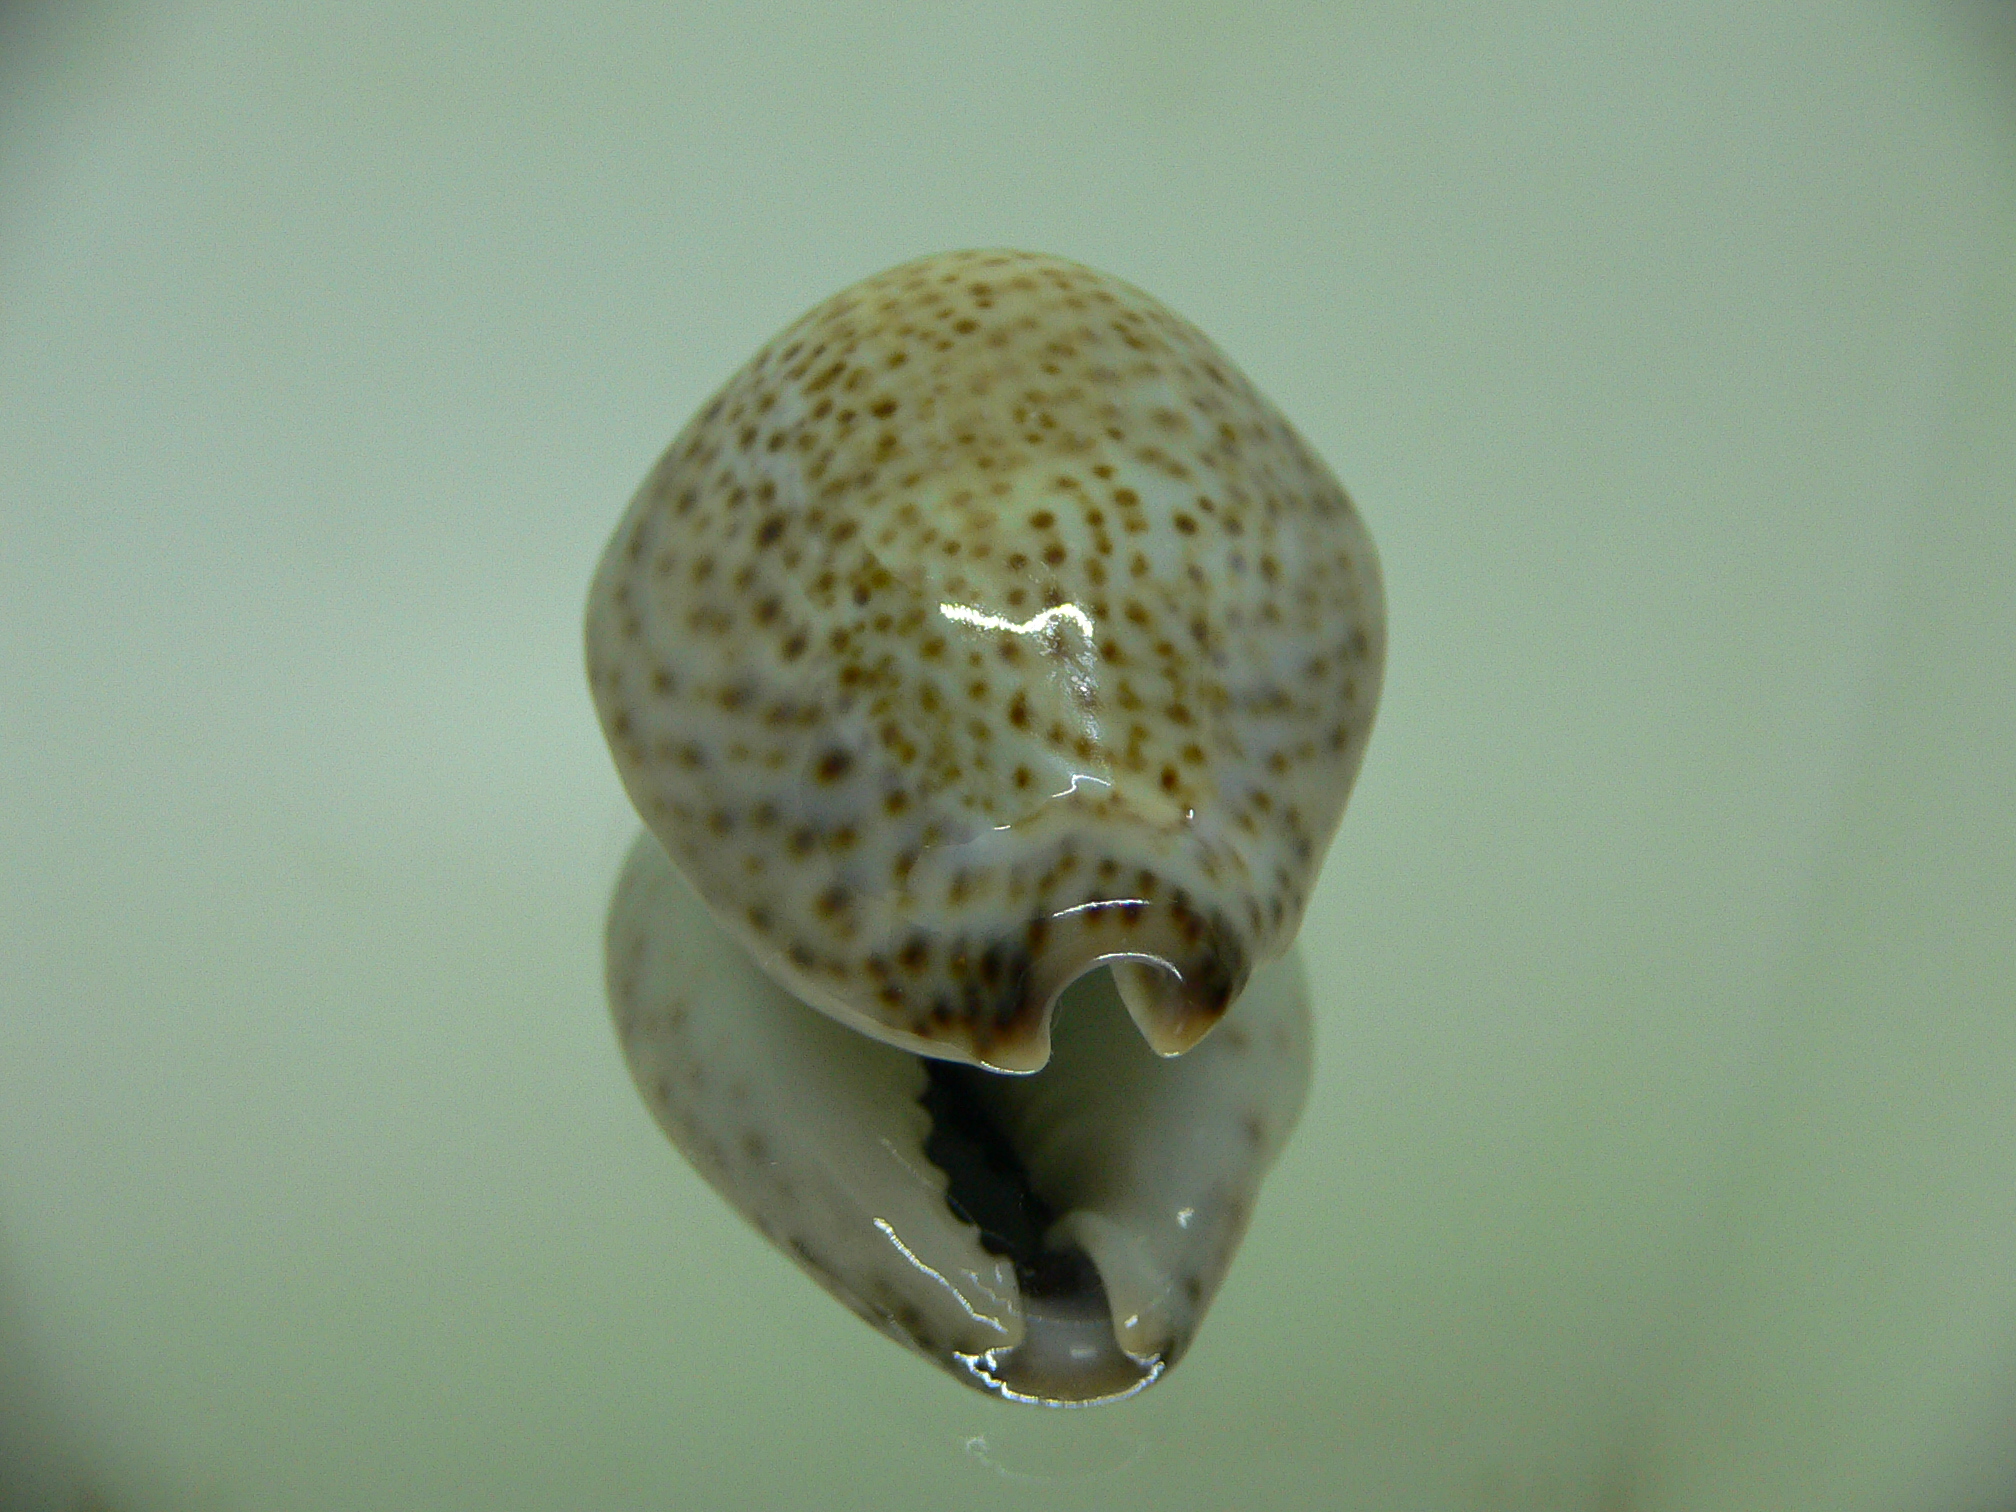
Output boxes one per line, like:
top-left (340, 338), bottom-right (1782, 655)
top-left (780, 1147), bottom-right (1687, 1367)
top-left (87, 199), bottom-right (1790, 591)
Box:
top-left (606, 830), bottom-right (1314, 1404)
top-left (586, 249), bottom-right (1383, 1074)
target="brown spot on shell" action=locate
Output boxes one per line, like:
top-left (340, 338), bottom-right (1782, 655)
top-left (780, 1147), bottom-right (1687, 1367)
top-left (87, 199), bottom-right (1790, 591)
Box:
top-left (585, 248), bottom-right (1383, 1069)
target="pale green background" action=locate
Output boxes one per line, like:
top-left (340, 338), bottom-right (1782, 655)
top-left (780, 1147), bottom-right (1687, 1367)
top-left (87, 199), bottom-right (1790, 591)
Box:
top-left (2, 2), bottom-right (2013, 1509)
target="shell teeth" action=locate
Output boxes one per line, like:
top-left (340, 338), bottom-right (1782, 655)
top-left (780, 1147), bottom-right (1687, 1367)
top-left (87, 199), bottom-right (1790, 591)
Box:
top-left (605, 832), bottom-right (1312, 1405)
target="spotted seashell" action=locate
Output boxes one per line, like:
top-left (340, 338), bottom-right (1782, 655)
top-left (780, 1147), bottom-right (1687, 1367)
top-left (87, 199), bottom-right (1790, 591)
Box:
top-left (587, 249), bottom-right (1383, 1073)
top-left (606, 830), bottom-right (1314, 1404)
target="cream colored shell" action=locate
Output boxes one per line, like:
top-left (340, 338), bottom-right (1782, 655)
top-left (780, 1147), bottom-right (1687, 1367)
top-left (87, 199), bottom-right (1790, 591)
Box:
top-left (606, 830), bottom-right (1314, 1404)
top-left (587, 249), bottom-right (1383, 1072)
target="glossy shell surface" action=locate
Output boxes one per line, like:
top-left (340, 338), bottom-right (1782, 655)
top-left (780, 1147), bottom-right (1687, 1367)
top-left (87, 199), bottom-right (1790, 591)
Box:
top-left (586, 249), bottom-right (1383, 1072)
top-left (606, 831), bottom-right (1314, 1404)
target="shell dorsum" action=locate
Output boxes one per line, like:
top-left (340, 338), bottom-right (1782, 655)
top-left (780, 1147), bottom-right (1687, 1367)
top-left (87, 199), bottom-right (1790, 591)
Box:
top-left (587, 249), bottom-right (1384, 1071)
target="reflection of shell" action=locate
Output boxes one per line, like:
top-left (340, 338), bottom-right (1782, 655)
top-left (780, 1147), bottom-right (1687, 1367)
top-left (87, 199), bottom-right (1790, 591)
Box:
top-left (606, 831), bottom-right (1314, 1405)
top-left (587, 249), bottom-right (1383, 1072)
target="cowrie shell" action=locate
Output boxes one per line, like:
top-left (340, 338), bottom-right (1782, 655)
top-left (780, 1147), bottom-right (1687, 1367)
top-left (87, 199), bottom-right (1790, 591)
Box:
top-left (587, 249), bottom-right (1382, 1073)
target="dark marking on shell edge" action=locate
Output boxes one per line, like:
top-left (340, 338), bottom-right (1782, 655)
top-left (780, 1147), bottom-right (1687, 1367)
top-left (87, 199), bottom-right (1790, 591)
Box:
top-left (877, 897), bottom-right (1250, 1068)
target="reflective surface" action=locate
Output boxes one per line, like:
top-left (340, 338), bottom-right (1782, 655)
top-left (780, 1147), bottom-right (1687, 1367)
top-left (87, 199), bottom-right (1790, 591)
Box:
top-left (3, 2), bottom-right (2014, 1509)
top-left (605, 831), bottom-right (1313, 1404)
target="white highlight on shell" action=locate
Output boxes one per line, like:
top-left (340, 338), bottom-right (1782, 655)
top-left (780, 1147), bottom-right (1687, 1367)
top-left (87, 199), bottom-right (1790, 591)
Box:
top-left (586, 247), bottom-right (1384, 1075)
top-left (873, 1218), bottom-right (1002, 1331)
top-left (589, 248), bottom-right (1380, 1403)
top-left (606, 830), bottom-right (1314, 1404)
top-left (937, 600), bottom-right (1098, 641)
